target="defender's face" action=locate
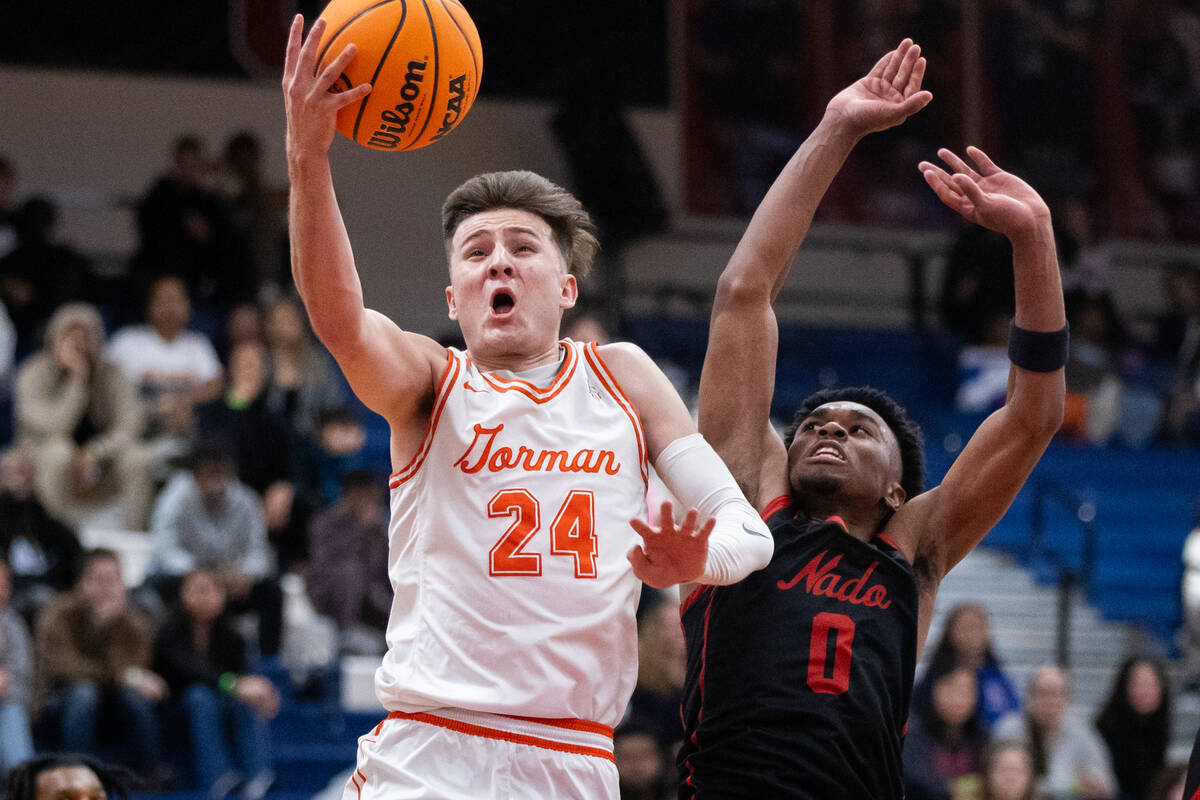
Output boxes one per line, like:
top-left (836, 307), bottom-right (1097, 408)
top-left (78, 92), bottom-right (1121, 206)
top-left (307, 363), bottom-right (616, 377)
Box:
top-left (786, 402), bottom-right (905, 510)
top-left (445, 208), bottom-right (577, 361)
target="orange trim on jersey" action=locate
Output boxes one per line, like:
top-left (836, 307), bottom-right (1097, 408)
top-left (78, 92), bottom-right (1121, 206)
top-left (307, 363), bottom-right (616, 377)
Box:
top-left (386, 711), bottom-right (614, 762)
top-left (498, 714), bottom-right (614, 738)
top-left (761, 494), bottom-right (792, 521)
top-left (389, 351), bottom-right (460, 489)
top-left (583, 342), bottom-right (649, 485)
top-left (826, 515), bottom-right (849, 532)
top-left (474, 341), bottom-right (579, 403)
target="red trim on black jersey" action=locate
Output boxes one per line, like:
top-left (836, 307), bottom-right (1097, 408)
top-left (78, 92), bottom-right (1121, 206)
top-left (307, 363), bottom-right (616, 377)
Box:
top-left (761, 494), bottom-right (792, 521)
top-left (826, 515), bottom-right (848, 532)
top-left (680, 584), bottom-right (712, 617)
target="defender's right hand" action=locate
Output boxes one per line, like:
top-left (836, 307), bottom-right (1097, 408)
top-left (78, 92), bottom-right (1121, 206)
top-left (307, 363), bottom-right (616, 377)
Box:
top-left (282, 15), bottom-right (372, 157)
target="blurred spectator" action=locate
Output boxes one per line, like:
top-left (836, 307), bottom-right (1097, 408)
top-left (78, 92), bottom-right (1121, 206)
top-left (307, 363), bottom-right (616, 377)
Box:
top-left (221, 131), bottom-right (289, 297)
top-left (262, 295), bottom-right (346, 441)
top-left (32, 549), bottom-right (169, 786)
top-left (215, 301), bottom-right (263, 365)
top-left (994, 665), bottom-right (1116, 800)
top-left (1060, 294), bottom-right (1161, 449)
top-left (978, 739), bottom-right (1044, 800)
top-left (939, 226), bottom-right (1015, 346)
top-left (0, 559), bottom-right (34, 780)
top-left (614, 719), bottom-right (674, 800)
top-left (1161, 265), bottom-right (1200, 446)
top-left (1095, 657), bottom-right (1170, 800)
top-left (146, 442), bottom-right (282, 659)
top-left (628, 591), bottom-right (686, 750)
top-left (915, 603), bottom-right (1021, 730)
top-left (296, 406), bottom-right (370, 513)
top-left (904, 667), bottom-right (988, 800)
top-left (0, 446), bottom-right (81, 626)
top-left (106, 274), bottom-right (224, 480)
top-left (1184, 516), bottom-right (1200, 688)
top-left (154, 569), bottom-right (277, 799)
top-left (0, 155), bottom-right (16, 259)
top-left (953, 315), bottom-right (1012, 414)
top-left (14, 304), bottom-right (152, 531)
top-left (196, 340), bottom-right (305, 572)
top-left (131, 134), bottom-right (247, 312)
top-left (1150, 263), bottom-right (1200, 363)
top-left (4, 753), bottom-right (135, 800)
top-left (1146, 762), bottom-right (1186, 800)
top-left (306, 470), bottom-right (389, 656)
top-left (0, 196), bottom-right (95, 360)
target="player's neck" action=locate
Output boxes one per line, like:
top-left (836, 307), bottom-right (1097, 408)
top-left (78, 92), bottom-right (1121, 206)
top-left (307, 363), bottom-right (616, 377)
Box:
top-left (469, 341), bottom-right (563, 375)
top-left (804, 497), bottom-right (884, 543)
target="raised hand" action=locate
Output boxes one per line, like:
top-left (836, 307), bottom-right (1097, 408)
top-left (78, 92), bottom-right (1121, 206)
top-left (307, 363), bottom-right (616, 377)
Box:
top-left (282, 15), bottom-right (373, 156)
top-left (627, 501), bottom-right (715, 589)
top-left (825, 38), bottom-right (933, 136)
top-left (919, 146), bottom-right (1052, 239)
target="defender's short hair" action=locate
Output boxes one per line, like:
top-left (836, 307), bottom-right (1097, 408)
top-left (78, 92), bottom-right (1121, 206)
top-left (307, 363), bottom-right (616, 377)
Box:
top-left (441, 170), bottom-right (600, 278)
top-left (785, 386), bottom-right (925, 501)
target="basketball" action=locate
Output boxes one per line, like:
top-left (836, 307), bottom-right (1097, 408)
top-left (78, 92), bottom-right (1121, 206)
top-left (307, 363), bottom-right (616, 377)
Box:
top-left (314, 0), bottom-right (482, 151)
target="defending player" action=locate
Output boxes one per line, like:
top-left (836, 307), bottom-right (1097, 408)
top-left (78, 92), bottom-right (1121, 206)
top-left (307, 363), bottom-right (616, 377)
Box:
top-left (679, 40), bottom-right (1067, 798)
top-left (281, 15), bottom-right (773, 800)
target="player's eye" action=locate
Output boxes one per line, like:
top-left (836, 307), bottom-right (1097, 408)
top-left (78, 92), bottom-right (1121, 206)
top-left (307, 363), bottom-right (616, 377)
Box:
top-left (801, 422), bottom-right (816, 431)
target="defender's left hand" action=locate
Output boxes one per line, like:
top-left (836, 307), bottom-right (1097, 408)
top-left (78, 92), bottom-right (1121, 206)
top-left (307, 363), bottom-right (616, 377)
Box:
top-left (920, 146), bottom-right (1051, 239)
top-left (627, 501), bottom-right (714, 589)
top-left (825, 38), bottom-right (933, 136)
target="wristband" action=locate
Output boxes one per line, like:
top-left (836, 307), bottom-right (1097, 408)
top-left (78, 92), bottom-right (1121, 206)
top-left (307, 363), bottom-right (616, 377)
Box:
top-left (218, 672), bottom-right (238, 694)
top-left (1008, 321), bottom-right (1069, 373)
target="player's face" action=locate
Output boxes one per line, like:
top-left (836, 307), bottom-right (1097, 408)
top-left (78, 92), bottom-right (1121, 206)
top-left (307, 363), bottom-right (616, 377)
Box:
top-left (446, 208), bottom-right (577, 363)
top-left (786, 402), bottom-right (905, 512)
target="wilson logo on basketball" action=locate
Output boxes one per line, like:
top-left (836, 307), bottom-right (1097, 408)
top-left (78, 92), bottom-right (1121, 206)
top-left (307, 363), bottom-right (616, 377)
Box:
top-left (777, 551), bottom-right (891, 608)
top-left (453, 423), bottom-right (622, 476)
top-left (431, 74), bottom-right (469, 143)
top-left (367, 59), bottom-right (427, 150)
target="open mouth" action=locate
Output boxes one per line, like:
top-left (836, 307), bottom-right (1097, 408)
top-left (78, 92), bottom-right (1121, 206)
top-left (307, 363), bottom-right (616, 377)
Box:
top-left (807, 443), bottom-right (846, 463)
top-left (490, 289), bottom-right (516, 317)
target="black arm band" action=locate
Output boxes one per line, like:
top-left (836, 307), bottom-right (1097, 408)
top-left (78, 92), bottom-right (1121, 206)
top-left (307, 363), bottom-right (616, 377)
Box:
top-left (1008, 321), bottom-right (1069, 372)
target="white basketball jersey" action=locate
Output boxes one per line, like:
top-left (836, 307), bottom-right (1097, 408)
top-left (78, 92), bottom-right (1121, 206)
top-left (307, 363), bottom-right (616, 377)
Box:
top-left (377, 340), bottom-right (649, 727)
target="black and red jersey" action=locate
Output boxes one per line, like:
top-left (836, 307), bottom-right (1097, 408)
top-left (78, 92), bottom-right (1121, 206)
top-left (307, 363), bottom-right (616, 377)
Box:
top-left (678, 496), bottom-right (919, 799)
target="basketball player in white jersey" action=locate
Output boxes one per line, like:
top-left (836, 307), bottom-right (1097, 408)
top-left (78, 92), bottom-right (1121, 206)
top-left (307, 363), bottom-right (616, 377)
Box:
top-left (283, 16), bottom-right (773, 799)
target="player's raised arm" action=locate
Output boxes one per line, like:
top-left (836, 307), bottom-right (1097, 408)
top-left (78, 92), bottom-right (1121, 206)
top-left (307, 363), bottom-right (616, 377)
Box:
top-left (283, 15), bottom-right (444, 421)
top-left (901, 146), bottom-right (1066, 576)
top-left (598, 343), bottom-right (772, 589)
top-left (698, 40), bottom-right (932, 507)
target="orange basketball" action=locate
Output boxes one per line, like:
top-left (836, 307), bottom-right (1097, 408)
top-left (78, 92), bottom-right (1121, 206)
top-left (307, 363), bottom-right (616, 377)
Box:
top-left (315, 0), bottom-right (482, 151)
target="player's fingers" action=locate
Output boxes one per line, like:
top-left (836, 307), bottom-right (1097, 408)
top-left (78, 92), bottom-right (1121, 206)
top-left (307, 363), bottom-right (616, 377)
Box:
top-left (951, 173), bottom-right (987, 205)
top-left (900, 90), bottom-right (932, 117)
top-left (919, 163), bottom-right (958, 195)
top-left (659, 501), bottom-right (677, 530)
top-left (283, 14), bottom-right (304, 80)
top-left (866, 49), bottom-right (893, 80)
top-left (331, 82), bottom-right (372, 108)
top-left (319, 42), bottom-right (358, 85)
top-left (626, 546), bottom-right (651, 575)
top-left (893, 42), bottom-right (920, 90)
top-left (905, 56), bottom-right (927, 96)
top-left (881, 38), bottom-right (913, 85)
top-left (966, 145), bottom-right (1001, 176)
top-left (697, 517), bottom-right (716, 540)
top-left (679, 508), bottom-right (700, 535)
top-left (937, 147), bottom-right (980, 181)
top-left (629, 517), bottom-right (658, 540)
top-left (922, 169), bottom-right (970, 214)
top-left (298, 17), bottom-right (327, 73)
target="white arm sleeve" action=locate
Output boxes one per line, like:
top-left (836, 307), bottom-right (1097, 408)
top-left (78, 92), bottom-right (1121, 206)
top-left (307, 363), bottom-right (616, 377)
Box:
top-left (653, 433), bottom-right (773, 585)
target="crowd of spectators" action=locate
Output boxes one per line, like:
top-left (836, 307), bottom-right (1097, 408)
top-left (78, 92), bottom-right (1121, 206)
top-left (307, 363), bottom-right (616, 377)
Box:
top-left (0, 131), bottom-right (391, 798)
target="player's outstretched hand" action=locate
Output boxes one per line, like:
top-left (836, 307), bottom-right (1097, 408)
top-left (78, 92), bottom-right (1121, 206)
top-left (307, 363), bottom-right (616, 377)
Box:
top-left (919, 146), bottom-right (1052, 240)
top-left (628, 501), bottom-right (714, 589)
top-left (825, 38), bottom-right (933, 136)
top-left (282, 14), bottom-right (372, 157)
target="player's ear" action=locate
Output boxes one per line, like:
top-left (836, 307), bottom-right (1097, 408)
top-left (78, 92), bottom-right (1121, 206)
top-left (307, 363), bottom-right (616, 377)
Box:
top-left (445, 286), bottom-right (458, 320)
top-left (560, 274), bottom-right (578, 310)
top-left (883, 480), bottom-right (906, 511)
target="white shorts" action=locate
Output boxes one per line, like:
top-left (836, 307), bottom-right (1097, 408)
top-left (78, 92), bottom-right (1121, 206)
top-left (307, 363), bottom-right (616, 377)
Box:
top-left (342, 708), bottom-right (619, 800)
